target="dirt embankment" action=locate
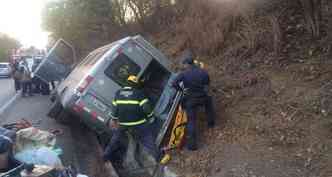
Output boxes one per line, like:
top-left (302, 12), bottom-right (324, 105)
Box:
top-left (149, 0), bottom-right (332, 176)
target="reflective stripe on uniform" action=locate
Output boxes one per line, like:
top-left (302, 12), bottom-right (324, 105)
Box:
top-left (112, 100), bottom-right (117, 106)
top-left (147, 111), bottom-right (154, 118)
top-left (110, 114), bottom-right (118, 119)
top-left (139, 99), bottom-right (149, 106)
top-left (115, 99), bottom-right (149, 105)
top-left (115, 100), bottom-right (140, 104)
top-left (119, 119), bottom-right (147, 126)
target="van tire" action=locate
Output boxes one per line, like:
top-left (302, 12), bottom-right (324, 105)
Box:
top-left (47, 101), bottom-right (63, 119)
top-left (56, 109), bottom-right (70, 124)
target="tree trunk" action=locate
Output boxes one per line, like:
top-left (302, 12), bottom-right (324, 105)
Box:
top-left (127, 0), bottom-right (144, 26)
top-left (327, 0), bottom-right (332, 56)
top-left (299, 0), bottom-right (322, 38)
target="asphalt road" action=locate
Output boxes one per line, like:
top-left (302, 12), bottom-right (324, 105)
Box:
top-left (0, 94), bottom-right (81, 167)
top-left (0, 78), bottom-right (16, 105)
top-left (0, 85), bottom-right (106, 176)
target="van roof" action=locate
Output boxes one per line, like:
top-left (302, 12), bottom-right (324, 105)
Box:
top-left (92, 37), bottom-right (131, 53)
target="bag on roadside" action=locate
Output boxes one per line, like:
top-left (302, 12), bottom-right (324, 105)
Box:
top-left (15, 127), bottom-right (56, 152)
top-left (15, 147), bottom-right (63, 168)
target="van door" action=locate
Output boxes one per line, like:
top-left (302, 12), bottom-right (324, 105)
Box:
top-left (34, 39), bottom-right (76, 82)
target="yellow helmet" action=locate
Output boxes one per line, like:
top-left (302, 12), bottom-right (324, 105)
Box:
top-left (127, 75), bottom-right (139, 83)
top-left (194, 60), bottom-right (205, 69)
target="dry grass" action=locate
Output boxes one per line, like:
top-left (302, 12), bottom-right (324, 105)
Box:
top-left (171, 0), bottom-right (282, 60)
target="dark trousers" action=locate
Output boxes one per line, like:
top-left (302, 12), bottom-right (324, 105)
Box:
top-left (41, 81), bottom-right (50, 95)
top-left (183, 96), bottom-right (216, 149)
top-left (32, 77), bottom-right (41, 93)
top-left (104, 123), bottom-right (159, 161)
top-left (22, 81), bottom-right (32, 96)
top-left (14, 79), bottom-right (20, 91)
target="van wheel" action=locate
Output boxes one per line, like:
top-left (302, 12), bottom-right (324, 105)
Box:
top-left (50, 94), bottom-right (56, 103)
top-left (56, 109), bottom-right (71, 124)
top-left (47, 101), bottom-right (63, 119)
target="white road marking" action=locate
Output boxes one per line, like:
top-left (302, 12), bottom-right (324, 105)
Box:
top-left (0, 92), bottom-right (20, 115)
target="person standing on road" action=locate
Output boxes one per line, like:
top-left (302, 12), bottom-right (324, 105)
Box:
top-left (172, 54), bottom-right (216, 151)
top-left (12, 62), bottom-right (22, 92)
top-left (103, 75), bottom-right (160, 162)
top-left (21, 65), bottom-right (33, 97)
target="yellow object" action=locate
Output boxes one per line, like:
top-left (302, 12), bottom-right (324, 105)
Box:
top-left (160, 154), bottom-right (171, 165)
top-left (127, 75), bottom-right (139, 83)
top-left (161, 106), bottom-right (187, 164)
top-left (168, 106), bottom-right (187, 149)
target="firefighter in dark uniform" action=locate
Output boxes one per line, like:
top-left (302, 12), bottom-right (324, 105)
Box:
top-left (173, 55), bottom-right (216, 151)
top-left (103, 75), bottom-right (160, 162)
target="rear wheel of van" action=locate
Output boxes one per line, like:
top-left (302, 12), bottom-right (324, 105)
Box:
top-left (48, 100), bottom-right (70, 124)
top-left (56, 109), bottom-right (71, 124)
top-left (48, 100), bottom-right (63, 119)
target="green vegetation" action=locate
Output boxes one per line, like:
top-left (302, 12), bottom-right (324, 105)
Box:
top-left (41, 0), bottom-right (332, 176)
top-left (42, 0), bottom-right (172, 56)
top-left (0, 33), bottom-right (20, 62)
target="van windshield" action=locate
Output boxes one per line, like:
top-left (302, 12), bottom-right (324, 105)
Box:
top-left (104, 53), bottom-right (141, 86)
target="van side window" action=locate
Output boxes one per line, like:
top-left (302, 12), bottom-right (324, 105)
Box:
top-left (104, 53), bottom-right (141, 86)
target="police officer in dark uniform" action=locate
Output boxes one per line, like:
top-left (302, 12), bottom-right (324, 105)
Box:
top-left (173, 55), bottom-right (216, 151)
top-left (103, 75), bottom-right (160, 162)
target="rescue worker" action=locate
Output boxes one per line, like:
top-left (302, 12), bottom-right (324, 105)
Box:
top-left (103, 75), bottom-right (160, 162)
top-left (172, 55), bottom-right (216, 151)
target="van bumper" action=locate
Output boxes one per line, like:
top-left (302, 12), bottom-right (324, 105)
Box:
top-left (69, 98), bottom-right (110, 135)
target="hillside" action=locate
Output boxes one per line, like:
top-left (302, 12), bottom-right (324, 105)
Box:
top-left (149, 1), bottom-right (332, 176)
top-left (43, 0), bottom-right (332, 176)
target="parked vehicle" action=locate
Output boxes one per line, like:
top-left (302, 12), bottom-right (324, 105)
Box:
top-left (34, 35), bottom-right (182, 176)
top-left (0, 62), bottom-right (12, 78)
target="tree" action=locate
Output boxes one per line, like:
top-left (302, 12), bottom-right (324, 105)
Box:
top-left (112, 0), bottom-right (129, 26)
top-left (327, 0), bottom-right (332, 56)
top-left (42, 0), bottom-right (177, 56)
top-left (0, 34), bottom-right (21, 62)
top-left (43, 0), bottom-right (119, 56)
top-left (299, 0), bottom-right (322, 38)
